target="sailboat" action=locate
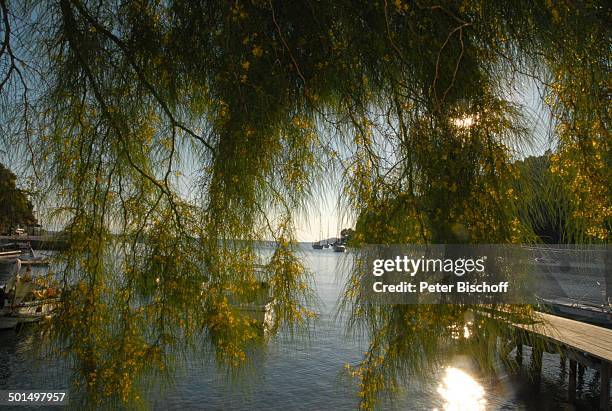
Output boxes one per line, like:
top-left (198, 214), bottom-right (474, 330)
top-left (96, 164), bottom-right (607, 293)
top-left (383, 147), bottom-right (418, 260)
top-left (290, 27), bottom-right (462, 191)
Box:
top-left (311, 212), bottom-right (325, 249)
top-left (332, 223), bottom-right (346, 252)
top-left (311, 242), bottom-right (324, 249)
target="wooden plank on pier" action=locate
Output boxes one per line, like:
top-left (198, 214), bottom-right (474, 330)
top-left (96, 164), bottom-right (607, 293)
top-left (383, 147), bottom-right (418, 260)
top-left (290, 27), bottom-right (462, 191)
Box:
top-left (513, 312), bottom-right (612, 363)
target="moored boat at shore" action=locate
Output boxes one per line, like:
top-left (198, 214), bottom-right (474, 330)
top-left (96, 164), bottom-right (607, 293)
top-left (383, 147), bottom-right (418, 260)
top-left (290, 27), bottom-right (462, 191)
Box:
top-left (198, 265), bottom-right (276, 334)
top-left (333, 243), bottom-right (346, 252)
top-left (0, 260), bottom-right (61, 330)
top-left (536, 296), bottom-right (611, 328)
top-left (226, 280), bottom-right (276, 334)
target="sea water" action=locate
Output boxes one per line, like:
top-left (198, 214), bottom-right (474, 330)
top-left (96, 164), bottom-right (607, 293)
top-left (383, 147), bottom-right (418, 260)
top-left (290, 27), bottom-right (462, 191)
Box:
top-left (0, 244), bottom-right (606, 410)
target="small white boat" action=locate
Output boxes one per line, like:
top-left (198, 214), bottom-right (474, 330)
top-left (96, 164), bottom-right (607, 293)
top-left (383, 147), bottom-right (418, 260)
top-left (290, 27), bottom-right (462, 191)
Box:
top-left (333, 243), bottom-right (346, 252)
top-left (0, 260), bottom-right (61, 330)
top-left (199, 266), bottom-right (276, 334)
top-left (226, 280), bottom-right (276, 334)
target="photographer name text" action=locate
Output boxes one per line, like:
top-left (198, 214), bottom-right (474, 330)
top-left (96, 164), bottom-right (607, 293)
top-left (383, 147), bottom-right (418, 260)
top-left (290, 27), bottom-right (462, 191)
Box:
top-left (372, 281), bottom-right (509, 293)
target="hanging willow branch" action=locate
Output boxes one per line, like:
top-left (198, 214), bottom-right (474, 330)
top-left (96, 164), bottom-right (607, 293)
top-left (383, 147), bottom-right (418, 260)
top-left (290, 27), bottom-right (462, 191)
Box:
top-left (0, 0), bottom-right (608, 408)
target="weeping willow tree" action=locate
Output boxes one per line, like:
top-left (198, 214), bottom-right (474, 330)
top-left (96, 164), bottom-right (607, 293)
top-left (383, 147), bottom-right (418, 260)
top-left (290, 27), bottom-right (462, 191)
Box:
top-left (0, 0), bottom-right (609, 408)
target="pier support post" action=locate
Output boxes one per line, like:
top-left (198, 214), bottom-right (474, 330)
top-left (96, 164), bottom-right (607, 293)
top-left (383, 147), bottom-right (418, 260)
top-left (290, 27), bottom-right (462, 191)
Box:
top-left (568, 360), bottom-right (577, 403)
top-left (560, 354), bottom-right (566, 368)
top-left (601, 362), bottom-right (610, 411)
top-left (516, 343), bottom-right (523, 366)
top-left (578, 363), bottom-right (585, 387)
top-left (530, 345), bottom-right (543, 387)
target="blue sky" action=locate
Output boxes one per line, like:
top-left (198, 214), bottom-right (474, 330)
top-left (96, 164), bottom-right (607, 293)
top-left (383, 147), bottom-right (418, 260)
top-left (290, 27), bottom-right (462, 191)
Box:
top-left (1, 72), bottom-right (553, 242)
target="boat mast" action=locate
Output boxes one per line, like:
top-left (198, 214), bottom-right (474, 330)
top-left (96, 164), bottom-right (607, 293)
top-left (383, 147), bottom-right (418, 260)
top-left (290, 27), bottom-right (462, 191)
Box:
top-left (319, 210), bottom-right (322, 244)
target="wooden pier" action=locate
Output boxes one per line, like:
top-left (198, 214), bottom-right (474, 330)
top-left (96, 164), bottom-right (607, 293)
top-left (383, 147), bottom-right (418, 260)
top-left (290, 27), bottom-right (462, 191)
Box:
top-left (511, 311), bottom-right (611, 410)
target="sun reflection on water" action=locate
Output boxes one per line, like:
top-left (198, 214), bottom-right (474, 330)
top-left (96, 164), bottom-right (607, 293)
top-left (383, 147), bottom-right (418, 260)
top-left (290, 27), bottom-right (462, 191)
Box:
top-left (436, 367), bottom-right (486, 411)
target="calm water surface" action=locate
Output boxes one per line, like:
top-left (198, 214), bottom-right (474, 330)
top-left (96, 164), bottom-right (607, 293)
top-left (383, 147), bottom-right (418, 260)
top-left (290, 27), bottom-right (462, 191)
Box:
top-left (0, 245), bottom-right (607, 409)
